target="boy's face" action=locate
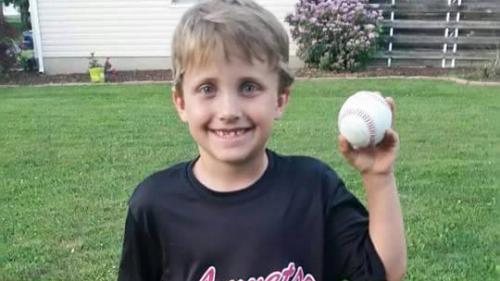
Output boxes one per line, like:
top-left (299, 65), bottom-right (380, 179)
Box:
top-left (173, 51), bottom-right (289, 166)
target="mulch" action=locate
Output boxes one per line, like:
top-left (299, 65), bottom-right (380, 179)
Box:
top-left (0, 70), bottom-right (173, 86)
top-left (0, 67), bottom-right (496, 86)
top-left (294, 67), bottom-right (471, 78)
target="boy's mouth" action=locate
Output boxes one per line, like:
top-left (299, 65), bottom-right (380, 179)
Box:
top-left (210, 128), bottom-right (253, 138)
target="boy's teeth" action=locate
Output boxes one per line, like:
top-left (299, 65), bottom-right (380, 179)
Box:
top-left (215, 129), bottom-right (246, 137)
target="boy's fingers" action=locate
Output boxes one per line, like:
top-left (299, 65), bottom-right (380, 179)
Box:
top-left (385, 96), bottom-right (396, 127)
top-left (379, 128), bottom-right (399, 149)
top-left (338, 134), bottom-right (352, 155)
top-left (385, 96), bottom-right (395, 113)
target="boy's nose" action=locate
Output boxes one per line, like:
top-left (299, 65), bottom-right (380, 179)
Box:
top-left (218, 93), bottom-right (241, 122)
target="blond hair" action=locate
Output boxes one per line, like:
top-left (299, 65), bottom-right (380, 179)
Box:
top-left (171, 0), bottom-right (294, 94)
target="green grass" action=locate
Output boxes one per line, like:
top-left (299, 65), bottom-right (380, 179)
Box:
top-left (0, 79), bottom-right (499, 280)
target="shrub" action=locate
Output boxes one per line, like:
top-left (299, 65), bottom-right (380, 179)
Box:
top-left (0, 20), bottom-right (18, 74)
top-left (18, 49), bottom-right (37, 72)
top-left (286, 0), bottom-right (382, 71)
top-left (88, 52), bottom-right (102, 68)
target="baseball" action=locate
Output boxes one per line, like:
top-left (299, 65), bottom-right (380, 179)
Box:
top-left (338, 91), bottom-right (392, 149)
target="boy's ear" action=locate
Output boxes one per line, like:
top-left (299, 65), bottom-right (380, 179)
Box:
top-left (274, 87), bottom-right (290, 120)
top-left (172, 89), bottom-right (188, 123)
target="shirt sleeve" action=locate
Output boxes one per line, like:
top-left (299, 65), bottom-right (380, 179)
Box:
top-left (117, 208), bottom-right (163, 281)
top-left (322, 167), bottom-right (386, 281)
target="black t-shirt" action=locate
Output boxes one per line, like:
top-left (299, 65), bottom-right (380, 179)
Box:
top-left (118, 150), bottom-right (386, 281)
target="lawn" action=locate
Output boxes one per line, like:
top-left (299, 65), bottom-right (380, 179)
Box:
top-left (0, 79), bottom-right (498, 281)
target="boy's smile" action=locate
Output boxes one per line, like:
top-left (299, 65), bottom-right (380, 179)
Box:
top-left (209, 126), bottom-right (254, 150)
top-left (210, 127), bottom-right (252, 140)
top-left (173, 50), bottom-right (289, 170)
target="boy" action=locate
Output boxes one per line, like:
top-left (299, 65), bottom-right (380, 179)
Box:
top-left (118, 0), bottom-right (406, 280)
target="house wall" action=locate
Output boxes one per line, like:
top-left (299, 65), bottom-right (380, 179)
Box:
top-left (36, 0), bottom-right (301, 74)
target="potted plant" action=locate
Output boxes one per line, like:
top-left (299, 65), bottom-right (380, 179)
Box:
top-left (88, 52), bottom-right (105, 83)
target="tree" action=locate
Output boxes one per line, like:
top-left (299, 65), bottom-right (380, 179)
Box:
top-left (1, 0), bottom-right (30, 30)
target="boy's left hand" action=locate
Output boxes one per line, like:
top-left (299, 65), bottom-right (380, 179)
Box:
top-left (338, 97), bottom-right (399, 176)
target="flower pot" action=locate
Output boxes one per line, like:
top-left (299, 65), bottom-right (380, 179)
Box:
top-left (89, 67), bottom-right (105, 83)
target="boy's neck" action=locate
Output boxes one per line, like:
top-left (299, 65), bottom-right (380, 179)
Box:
top-left (193, 150), bottom-right (269, 193)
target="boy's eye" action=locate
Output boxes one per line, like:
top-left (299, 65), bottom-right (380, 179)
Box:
top-left (198, 84), bottom-right (215, 96)
top-left (240, 82), bottom-right (260, 95)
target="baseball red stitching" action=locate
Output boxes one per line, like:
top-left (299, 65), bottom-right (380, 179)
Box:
top-left (339, 108), bottom-right (376, 146)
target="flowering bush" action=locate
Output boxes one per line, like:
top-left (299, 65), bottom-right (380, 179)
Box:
top-left (286, 0), bottom-right (382, 71)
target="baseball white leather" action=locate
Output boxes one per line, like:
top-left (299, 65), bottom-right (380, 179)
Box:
top-left (338, 91), bottom-right (392, 149)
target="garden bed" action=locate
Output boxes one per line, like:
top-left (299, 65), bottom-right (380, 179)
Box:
top-left (295, 67), bottom-right (471, 79)
top-left (0, 69), bottom-right (173, 85)
top-left (0, 67), bottom-right (497, 86)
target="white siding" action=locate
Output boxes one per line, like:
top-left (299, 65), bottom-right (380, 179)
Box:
top-left (37, 0), bottom-right (297, 59)
top-left (257, 0), bottom-right (298, 54)
top-left (38, 0), bottom-right (182, 57)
